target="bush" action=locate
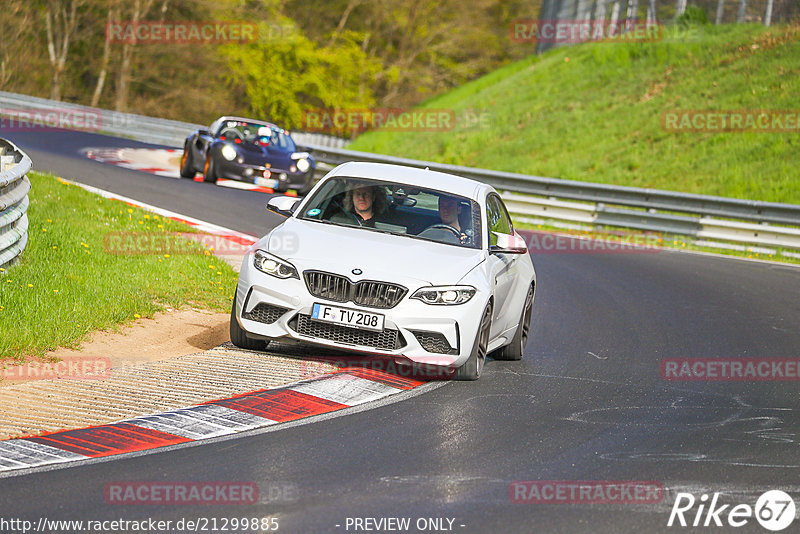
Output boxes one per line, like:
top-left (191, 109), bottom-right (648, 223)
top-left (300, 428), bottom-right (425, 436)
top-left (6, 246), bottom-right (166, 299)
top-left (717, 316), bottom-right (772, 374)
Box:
top-left (677, 5), bottom-right (710, 26)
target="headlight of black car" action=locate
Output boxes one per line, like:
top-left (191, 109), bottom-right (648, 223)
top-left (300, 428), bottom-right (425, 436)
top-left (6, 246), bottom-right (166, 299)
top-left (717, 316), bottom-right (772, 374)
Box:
top-left (221, 144), bottom-right (237, 161)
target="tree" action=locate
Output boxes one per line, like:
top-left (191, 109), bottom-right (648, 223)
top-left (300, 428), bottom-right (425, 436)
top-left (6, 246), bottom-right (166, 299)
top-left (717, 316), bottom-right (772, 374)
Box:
top-left (92, 1), bottom-right (118, 107)
top-left (675, 0), bottom-right (688, 17)
top-left (625, 0), bottom-right (640, 31)
top-left (593, 0), bottom-right (608, 40)
top-left (220, 22), bottom-right (380, 132)
top-left (44, 0), bottom-right (84, 101)
top-left (737, 0), bottom-right (748, 22)
top-left (285, 0), bottom-right (536, 107)
top-left (647, 0), bottom-right (657, 24)
top-left (115, 0), bottom-right (157, 111)
top-left (610, 0), bottom-right (622, 29)
top-left (715, 0), bottom-right (725, 23)
top-left (0, 2), bottom-right (35, 89)
top-left (764, 0), bottom-right (774, 25)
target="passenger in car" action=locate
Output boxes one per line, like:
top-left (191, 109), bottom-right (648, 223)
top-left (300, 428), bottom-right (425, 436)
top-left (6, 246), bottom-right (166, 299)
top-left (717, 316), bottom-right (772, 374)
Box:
top-left (330, 183), bottom-right (388, 227)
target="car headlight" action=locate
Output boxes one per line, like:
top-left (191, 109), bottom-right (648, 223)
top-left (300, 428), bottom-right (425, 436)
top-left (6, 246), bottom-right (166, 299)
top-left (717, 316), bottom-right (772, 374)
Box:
top-left (253, 250), bottom-right (299, 279)
top-left (295, 158), bottom-right (310, 173)
top-left (221, 144), bottom-right (237, 161)
top-left (411, 285), bottom-right (476, 305)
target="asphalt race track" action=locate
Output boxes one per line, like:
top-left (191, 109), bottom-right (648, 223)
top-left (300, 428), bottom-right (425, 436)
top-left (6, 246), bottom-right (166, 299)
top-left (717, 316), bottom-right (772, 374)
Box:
top-left (4, 130), bottom-right (286, 236)
top-left (2, 130), bottom-right (799, 533)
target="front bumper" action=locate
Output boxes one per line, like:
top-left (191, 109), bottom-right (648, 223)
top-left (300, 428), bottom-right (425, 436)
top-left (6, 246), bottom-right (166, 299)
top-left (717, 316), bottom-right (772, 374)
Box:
top-left (234, 255), bottom-right (485, 369)
top-left (216, 159), bottom-right (313, 189)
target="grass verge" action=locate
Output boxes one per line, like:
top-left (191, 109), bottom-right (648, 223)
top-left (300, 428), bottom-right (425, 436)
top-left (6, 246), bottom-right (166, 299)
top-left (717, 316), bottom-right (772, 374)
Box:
top-left (348, 23), bottom-right (800, 204)
top-left (0, 171), bottom-right (239, 362)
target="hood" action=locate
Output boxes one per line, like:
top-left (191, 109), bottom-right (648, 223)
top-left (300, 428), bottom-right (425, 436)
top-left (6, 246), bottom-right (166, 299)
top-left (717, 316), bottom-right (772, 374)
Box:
top-left (237, 142), bottom-right (292, 165)
top-left (260, 217), bottom-right (484, 287)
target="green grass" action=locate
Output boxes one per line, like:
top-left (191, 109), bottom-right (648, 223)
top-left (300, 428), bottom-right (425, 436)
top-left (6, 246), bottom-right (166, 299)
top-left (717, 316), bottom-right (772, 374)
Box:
top-left (349, 23), bottom-right (800, 204)
top-left (0, 172), bottom-right (239, 362)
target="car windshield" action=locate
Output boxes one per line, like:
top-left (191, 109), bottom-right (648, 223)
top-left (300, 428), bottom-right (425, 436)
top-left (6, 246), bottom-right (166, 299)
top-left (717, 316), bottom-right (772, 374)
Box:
top-left (215, 120), bottom-right (296, 151)
top-left (299, 177), bottom-right (481, 249)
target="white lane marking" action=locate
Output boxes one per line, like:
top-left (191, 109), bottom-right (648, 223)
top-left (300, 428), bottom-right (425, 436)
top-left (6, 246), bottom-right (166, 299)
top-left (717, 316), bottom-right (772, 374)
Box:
top-left (85, 147), bottom-right (288, 194)
top-left (127, 404), bottom-right (276, 439)
top-left (86, 147), bottom-right (180, 178)
top-left (59, 178), bottom-right (257, 243)
top-left (217, 178), bottom-right (275, 193)
top-left (0, 440), bottom-right (88, 471)
top-left (290, 374), bottom-right (402, 406)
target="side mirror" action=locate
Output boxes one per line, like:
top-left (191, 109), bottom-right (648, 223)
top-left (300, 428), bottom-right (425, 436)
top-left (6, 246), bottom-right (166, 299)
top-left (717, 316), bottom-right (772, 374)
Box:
top-left (490, 231), bottom-right (528, 254)
top-left (197, 128), bottom-right (209, 136)
top-left (267, 196), bottom-right (300, 217)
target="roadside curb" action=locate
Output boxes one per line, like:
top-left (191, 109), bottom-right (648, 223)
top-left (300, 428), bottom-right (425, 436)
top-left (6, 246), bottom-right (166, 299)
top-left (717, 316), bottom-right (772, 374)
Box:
top-left (84, 147), bottom-right (300, 195)
top-left (0, 365), bottom-right (423, 475)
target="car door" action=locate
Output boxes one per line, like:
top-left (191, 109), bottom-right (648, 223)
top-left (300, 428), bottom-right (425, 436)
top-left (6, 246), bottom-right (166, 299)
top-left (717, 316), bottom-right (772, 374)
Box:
top-left (485, 193), bottom-right (518, 337)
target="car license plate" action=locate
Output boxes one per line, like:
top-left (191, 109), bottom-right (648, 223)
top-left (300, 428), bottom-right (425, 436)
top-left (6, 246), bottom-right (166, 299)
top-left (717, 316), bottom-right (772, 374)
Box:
top-left (255, 176), bottom-right (277, 188)
top-left (311, 303), bottom-right (385, 332)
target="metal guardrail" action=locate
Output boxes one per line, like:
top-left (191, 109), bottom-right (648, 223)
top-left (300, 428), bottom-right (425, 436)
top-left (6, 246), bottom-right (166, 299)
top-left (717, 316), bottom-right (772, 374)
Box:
top-left (0, 91), bottom-right (347, 149)
top-left (308, 146), bottom-right (800, 226)
top-left (307, 146), bottom-right (800, 252)
top-left (0, 139), bottom-right (31, 269)
top-left (2, 91), bottom-right (799, 252)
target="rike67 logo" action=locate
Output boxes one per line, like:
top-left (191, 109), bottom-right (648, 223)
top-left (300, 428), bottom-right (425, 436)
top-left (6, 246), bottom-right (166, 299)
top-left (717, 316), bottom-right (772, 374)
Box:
top-left (668, 490), bottom-right (796, 531)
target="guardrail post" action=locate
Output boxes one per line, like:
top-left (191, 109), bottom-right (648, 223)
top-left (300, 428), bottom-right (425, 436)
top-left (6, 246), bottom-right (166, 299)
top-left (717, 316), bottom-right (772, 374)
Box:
top-left (0, 138), bottom-right (32, 269)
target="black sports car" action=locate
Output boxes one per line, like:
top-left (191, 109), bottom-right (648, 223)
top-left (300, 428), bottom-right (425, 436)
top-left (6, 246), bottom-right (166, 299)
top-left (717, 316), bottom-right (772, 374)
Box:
top-left (180, 116), bottom-right (316, 194)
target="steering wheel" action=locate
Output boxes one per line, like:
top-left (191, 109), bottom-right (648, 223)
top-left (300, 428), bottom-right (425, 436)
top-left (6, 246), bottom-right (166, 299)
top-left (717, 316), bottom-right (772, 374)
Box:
top-left (418, 224), bottom-right (464, 244)
top-left (219, 128), bottom-right (243, 140)
top-left (422, 224), bottom-right (461, 237)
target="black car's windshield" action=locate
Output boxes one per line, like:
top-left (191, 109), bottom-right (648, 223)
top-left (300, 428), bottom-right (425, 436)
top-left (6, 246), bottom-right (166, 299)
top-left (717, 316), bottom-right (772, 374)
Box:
top-left (299, 177), bottom-right (481, 249)
top-left (215, 120), bottom-right (296, 151)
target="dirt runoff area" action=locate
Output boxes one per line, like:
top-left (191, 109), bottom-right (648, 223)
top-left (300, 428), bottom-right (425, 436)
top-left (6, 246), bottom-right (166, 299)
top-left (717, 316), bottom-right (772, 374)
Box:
top-left (0, 309), bottom-right (337, 439)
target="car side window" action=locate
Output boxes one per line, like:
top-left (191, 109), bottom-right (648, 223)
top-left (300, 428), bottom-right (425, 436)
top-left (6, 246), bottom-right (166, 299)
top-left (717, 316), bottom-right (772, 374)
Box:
top-left (497, 196), bottom-right (514, 234)
top-left (486, 194), bottom-right (513, 247)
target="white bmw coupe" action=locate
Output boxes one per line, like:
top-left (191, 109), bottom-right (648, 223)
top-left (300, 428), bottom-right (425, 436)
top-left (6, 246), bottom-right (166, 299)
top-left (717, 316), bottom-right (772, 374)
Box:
top-left (230, 162), bottom-right (536, 380)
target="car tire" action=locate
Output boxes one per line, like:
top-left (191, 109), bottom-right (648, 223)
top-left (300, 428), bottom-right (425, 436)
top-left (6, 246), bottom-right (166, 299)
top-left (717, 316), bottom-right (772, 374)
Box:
top-left (495, 284), bottom-right (534, 361)
top-left (453, 303), bottom-right (492, 381)
top-left (203, 155), bottom-right (218, 183)
top-left (179, 145), bottom-right (195, 178)
top-left (229, 302), bottom-right (269, 351)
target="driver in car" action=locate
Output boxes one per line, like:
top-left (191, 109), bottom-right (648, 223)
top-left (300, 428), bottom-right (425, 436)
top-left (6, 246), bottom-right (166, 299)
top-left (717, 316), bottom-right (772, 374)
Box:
top-left (438, 195), bottom-right (471, 245)
top-left (331, 183), bottom-right (388, 227)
